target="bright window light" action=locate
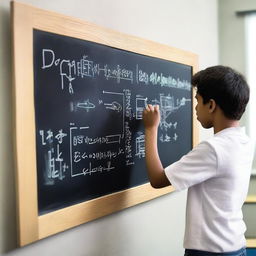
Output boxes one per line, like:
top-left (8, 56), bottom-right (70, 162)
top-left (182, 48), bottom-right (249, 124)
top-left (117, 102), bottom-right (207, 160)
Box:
top-left (245, 13), bottom-right (256, 174)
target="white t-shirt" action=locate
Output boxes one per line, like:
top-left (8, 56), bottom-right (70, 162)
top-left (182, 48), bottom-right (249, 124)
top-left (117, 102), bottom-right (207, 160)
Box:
top-left (164, 127), bottom-right (254, 253)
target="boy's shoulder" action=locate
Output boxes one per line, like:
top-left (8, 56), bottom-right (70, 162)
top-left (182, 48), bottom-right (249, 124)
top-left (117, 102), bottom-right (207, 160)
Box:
top-left (203, 127), bottom-right (254, 161)
top-left (207, 127), bottom-right (250, 145)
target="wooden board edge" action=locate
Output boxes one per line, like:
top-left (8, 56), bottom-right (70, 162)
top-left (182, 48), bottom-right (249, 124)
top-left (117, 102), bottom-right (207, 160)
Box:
top-left (38, 184), bottom-right (174, 239)
top-left (11, 1), bottom-right (39, 246)
top-left (13, 1), bottom-right (197, 68)
top-left (245, 195), bottom-right (256, 203)
top-left (246, 238), bottom-right (256, 248)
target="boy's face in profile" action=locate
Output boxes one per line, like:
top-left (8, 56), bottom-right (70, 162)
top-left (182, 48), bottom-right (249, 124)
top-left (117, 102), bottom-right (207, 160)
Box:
top-left (195, 93), bottom-right (213, 129)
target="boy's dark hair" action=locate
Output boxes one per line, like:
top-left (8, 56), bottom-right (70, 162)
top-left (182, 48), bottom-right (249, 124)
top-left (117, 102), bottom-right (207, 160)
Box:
top-left (192, 65), bottom-right (250, 120)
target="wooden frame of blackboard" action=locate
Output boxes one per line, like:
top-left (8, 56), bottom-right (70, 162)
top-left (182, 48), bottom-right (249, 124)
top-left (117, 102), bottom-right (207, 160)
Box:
top-left (12, 1), bottom-right (199, 246)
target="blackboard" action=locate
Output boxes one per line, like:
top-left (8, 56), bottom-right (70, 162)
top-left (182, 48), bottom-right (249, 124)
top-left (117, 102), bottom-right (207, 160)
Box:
top-left (13, 1), bottom-right (198, 245)
top-left (33, 29), bottom-right (192, 215)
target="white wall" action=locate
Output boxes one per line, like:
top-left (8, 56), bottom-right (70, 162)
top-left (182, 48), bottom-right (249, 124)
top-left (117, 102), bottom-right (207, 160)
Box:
top-left (218, 0), bottom-right (256, 124)
top-left (0, 0), bottom-right (218, 255)
top-left (218, 0), bottom-right (256, 75)
top-left (218, 0), bottom-right (256, 173)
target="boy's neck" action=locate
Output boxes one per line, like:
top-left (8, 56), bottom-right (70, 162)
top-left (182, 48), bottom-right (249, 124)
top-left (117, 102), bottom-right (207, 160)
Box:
top-left (213, 119), bottom-right (240, 134)
top-left (211, 107), bottom-right (240, 134)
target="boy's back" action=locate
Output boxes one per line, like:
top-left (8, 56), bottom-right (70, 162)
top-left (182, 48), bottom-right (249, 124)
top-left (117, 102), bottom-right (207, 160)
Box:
top-left (165, 127), bottom-right (254, 252)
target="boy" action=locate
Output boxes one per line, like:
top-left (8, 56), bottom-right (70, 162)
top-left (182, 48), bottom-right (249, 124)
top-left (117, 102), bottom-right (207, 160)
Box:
top-left (143, 65), bottom-right (254, 256)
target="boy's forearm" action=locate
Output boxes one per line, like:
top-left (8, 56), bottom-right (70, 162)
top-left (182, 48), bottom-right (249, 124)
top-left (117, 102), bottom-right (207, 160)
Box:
top-left (145, 128), bottom-right (170, 188)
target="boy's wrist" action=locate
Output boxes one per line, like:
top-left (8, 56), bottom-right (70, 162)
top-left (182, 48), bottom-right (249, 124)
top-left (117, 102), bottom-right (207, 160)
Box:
top-left (145, 127), bottom-right (158, 134)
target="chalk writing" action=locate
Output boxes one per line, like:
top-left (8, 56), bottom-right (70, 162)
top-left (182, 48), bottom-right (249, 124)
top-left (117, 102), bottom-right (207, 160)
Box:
top-left (136, 64), bottom-right (191, 90)
top-left (135, 132), bottom-right (145, 158)
top-left (42, 50), bottom-right (134, 94)
top-left (39, 129), bottom-right (69, 184)
top-left (82, 161), bottom-right (115, 176)
top-left (34, 30), bottom-right (193, 214)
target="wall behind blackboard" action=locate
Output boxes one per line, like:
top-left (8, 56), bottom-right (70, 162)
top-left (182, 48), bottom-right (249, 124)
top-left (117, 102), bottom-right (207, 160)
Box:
top-left (34, 30), bottom-right (192, 215)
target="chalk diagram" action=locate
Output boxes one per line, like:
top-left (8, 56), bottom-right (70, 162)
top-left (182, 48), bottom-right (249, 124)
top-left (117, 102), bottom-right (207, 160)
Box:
top-left (134, 93), bottom-right (190, 144)
top-left (70, 90), bottom-right (125, 178)
top-left (135, 132), bottom-right (145, 158)
top-left (159, 132), bottom-right (178, 143)
top-left (159, 94), bottom-right (190, 142)
top-left (102, 90), bottom-right (125, 135)
top-left (70, 99), bottom-right (96, 113)
top-left (104, 101), bottom-right (122, 112)
top-left (136, 96), bottom-right (148, 119)
top-left (155, 94), bottom-right (190, 131)
top-left (68, 90), bottom-right (190, 176)
top-left (77, 100), bottom-right (95, 111)
top-left (70, 124), bottom-right (123, 178)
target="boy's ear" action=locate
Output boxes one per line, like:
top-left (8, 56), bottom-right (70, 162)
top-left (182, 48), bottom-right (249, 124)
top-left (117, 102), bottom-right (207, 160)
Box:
top-left (208, 99), bottom-right (216, 113)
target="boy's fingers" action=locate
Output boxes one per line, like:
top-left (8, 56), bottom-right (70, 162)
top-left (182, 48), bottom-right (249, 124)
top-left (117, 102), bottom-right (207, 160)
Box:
top-left (148, 104), bottom-right (154, 111)
top-left (144, 104), bottom-right (160, 113)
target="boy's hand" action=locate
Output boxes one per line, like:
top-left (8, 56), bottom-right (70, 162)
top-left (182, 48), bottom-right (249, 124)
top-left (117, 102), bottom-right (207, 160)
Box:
top-left (142, 104), bottom-right (170, 188)
top-left (143, 104), bottom-right (160, 129)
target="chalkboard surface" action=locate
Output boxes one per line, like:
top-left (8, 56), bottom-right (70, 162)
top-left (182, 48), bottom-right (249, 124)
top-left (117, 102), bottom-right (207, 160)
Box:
top-left (33, 29), bottom-right (192, 215)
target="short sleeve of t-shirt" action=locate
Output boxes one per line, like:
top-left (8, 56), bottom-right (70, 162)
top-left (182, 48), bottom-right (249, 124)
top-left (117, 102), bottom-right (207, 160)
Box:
top-left (164, 141), bottom-right (217, 191)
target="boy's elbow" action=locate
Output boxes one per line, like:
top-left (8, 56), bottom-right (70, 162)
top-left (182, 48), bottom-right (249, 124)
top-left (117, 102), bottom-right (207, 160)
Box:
top-left (150, 181), bottom-right (163, 189)
top-left (148, 169), bottom-right (171, 188)
top-left (149, 178), bottom-right (170, 189)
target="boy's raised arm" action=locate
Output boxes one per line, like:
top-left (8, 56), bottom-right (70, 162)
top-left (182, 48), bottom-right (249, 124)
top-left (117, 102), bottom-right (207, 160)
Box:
top-left (143, 104), bottom-right (171, 188)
